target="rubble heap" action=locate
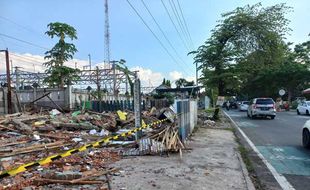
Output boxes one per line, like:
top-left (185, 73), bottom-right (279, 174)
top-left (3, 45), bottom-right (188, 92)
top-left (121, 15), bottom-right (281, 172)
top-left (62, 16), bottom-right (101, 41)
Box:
top-left (0, 107), bottom-right (183, 189)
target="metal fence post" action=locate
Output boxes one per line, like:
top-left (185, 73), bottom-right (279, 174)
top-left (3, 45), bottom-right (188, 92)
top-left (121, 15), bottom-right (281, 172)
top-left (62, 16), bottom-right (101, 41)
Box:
top-left (134, 78), bottom-right (142, 140)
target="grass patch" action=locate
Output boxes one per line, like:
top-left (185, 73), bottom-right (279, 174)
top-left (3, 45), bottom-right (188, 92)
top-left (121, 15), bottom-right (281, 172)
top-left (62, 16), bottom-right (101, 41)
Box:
top-left (222, 127), bottom-right (236, 132)
top-left (204, 108), bottom-right (215, 114)
top-left (238, 144), bottom-right (254, 173)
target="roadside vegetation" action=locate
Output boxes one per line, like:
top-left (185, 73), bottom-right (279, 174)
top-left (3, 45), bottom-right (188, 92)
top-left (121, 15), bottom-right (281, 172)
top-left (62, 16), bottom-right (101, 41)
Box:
top-left (191, 3), bottom-right (310, 103)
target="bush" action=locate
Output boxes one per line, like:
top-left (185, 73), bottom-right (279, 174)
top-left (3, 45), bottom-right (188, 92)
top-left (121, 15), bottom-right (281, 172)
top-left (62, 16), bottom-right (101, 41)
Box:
top-left (291, 100), bottom-right (298, 109)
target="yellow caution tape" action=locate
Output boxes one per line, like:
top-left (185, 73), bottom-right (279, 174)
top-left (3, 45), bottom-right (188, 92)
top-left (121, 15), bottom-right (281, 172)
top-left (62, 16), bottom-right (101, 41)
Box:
top-left (0, 114), bottom-right (177, 179)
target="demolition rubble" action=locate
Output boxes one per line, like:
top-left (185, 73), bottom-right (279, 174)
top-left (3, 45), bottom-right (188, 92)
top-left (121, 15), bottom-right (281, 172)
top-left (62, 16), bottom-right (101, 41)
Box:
top-left (0, 107), bottom-right (182, 190)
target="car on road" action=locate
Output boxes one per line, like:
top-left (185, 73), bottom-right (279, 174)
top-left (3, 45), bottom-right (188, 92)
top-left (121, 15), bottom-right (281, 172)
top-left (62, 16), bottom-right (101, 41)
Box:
top-left (302, 120), bottom-right (310, 148)
top-left (239, 101), bottom-right (249, 111)
top-left (297, 101), bottom-right (310, 115)
top-left (247, 98), bottom-right (276, 119)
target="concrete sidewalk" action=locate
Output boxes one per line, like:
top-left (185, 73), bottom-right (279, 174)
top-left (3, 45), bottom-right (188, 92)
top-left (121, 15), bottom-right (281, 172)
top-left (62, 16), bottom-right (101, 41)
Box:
top-left (111, 125), bottom-right (255, 190)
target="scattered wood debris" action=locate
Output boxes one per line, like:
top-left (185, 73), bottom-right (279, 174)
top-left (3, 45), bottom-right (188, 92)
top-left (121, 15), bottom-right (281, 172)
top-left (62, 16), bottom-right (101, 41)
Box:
top-left (0, 107), bottom-right (182, 189)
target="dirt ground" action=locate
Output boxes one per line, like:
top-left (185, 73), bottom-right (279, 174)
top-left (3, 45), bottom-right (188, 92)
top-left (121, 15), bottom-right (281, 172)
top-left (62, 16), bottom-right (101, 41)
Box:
top-left (110, 126), bottom-right (255, 190)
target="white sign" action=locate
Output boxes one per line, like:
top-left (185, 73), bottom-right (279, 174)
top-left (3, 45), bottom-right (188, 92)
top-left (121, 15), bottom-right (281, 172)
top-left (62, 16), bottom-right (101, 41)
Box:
top-left (216, 96), bottom-right (225, 106)
top-left (279, 89), bottom-right (285, 96)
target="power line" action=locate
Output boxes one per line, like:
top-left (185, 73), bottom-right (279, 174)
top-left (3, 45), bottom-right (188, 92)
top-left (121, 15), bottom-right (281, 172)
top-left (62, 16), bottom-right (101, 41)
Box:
top-left (12, 53), bottom-right (46, 64)
top-left (160, 0), bottom-right (190, 52)
top-left (9, 57), bottom-right (44, 72)
top-left (175, 0), bottom-right (194, 49)
top-left (0, 33), bottom-right (49, 50)
top-left (11, 53), bottom-right (78, 69)
top-left (168, 0), bottom-right (191, 49)
top-left (140, 0), bottom-right (193, 72)
top-left (0, 36), bottom-right (7, 47)
top-left (10, 53), bottom-right (46, 66)
top-left (0, 16), bottom-right (45, 38)
top-left (126, 0), bottom-right (191, 76)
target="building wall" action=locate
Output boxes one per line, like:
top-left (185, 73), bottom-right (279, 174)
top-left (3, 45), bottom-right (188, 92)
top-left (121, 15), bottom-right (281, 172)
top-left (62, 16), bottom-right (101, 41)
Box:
top-left (0, 87), bottom-right (136, 114)
top-left (18, 88), bottom-right (66, 109)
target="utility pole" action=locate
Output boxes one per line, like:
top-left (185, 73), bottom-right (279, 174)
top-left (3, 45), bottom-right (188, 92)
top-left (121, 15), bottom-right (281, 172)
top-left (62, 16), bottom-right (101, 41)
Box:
top-left (10, 60), bottom-right (13, 75)
top-left (88, 54), bottom-right (92, 70)
top-left (96, 66), bottom-right (102, 111)
top-left (196, 62), bottom-right (198, 86)
top-left (14, 66), bottom-right (22, 90)
top-left (110, 60), bottom-right (117, 96)
top-left (0, 49), bottom-right (12, 114)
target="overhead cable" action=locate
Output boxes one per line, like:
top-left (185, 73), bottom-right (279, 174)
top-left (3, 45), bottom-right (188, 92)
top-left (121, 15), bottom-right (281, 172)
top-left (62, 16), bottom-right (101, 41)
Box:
top-left (160, 0), bottom-right (189, 52)
top-left (140, 0), bottom-right (193, 73)
top-left (126, 0), bottom-right (191, 76)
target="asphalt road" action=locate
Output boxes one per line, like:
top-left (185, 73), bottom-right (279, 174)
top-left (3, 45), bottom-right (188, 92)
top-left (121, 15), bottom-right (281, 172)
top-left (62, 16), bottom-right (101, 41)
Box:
top-left (226, 109), bottom-right (310, 190)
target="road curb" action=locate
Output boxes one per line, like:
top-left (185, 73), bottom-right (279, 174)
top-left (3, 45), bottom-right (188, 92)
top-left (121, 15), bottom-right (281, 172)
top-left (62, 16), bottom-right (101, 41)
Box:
top-left (223, 110), bottom-right (295, 190)
top-left (236, 151), bottom-right (256, 190)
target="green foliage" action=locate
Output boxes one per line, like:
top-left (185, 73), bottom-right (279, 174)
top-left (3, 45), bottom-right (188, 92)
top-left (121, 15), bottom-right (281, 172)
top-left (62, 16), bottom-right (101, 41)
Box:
top-left (162, 78), bottom-right (171, 87)
top-left (114, 60), bottom-right (134, 96)
top-left (291, 100), bottom-right (298, 109)
top-left (90, 89), bottom-right (108, 100)
top-left (44, 66), bottom-right (80, 87)
top-left (44, 22), bottom-right (79, 87)
top-left (294, 34), bottom-right (310, 65)
top-left (175, 78), bottom-right (194, 88)
top-left (191, 3), bottom-right (291, 96)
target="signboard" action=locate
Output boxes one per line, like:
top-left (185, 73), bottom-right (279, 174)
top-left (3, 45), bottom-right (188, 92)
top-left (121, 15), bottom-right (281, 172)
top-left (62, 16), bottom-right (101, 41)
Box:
top-left (216, 96), bottom-right (225, 106)
top-left (279, 89), bottom-right (285, 96)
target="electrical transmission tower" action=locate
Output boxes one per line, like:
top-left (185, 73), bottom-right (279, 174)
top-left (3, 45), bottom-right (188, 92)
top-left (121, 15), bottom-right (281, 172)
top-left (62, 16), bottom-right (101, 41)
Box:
top-left (104, 0), bottom-right (111, 65)
top-left (104, 0), bottom-right (117, 96)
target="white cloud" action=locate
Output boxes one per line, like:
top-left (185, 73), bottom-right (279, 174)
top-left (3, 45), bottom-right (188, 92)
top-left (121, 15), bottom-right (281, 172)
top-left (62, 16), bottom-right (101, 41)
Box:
top-left (0, 52), bottom-right (196, 89)
top-left (185, 76), bottom-right (195, 83)
top-left (169, 71), bottom-right (183, 81)
top-left (0, 52), bottom-right (94, 73)
top-left (130, 66), bottom-right (163, 87)
top-left (168, 71), bottom-right (195, 86)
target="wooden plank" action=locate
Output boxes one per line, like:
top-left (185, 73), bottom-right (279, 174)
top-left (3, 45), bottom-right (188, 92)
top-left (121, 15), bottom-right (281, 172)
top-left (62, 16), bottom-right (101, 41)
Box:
top-left (70, 168), bottom-right (118, 183)
top-left (34, 178), bottom-right (105, 185)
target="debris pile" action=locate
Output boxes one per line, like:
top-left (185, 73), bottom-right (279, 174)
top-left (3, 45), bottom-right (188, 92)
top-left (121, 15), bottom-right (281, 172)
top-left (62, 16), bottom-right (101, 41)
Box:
top-left (0, 107), bottom-right (182, 189)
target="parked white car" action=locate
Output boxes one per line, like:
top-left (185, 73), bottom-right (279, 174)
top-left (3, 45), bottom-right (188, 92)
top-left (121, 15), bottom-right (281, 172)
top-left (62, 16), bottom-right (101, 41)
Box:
top-left (239, 101), bottom-right (249, 111)
top-left (297, 101), bottom-right (310, 115)
top-left (302, 120), bottom-right (310, 148)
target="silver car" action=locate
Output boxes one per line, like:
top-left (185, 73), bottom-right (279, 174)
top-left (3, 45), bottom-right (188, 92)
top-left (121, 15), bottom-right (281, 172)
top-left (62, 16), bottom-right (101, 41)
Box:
top-left (239, 101), bottom-right (249, 111)
top-left (247, 98), bottom-right (276, 119)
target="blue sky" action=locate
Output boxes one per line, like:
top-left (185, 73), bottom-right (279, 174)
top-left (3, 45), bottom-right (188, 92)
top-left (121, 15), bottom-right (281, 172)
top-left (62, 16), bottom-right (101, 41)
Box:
top-left (0, 0), bottom-right (310, 86)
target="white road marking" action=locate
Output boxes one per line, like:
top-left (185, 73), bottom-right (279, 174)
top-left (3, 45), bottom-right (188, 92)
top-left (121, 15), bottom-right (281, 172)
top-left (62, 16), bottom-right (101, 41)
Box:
top-left (223, 111), bottom-right (295, 190)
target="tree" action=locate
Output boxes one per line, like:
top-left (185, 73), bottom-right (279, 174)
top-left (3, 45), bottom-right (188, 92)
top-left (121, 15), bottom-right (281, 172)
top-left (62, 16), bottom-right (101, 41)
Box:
top-left (175, 78), bottom-right (195, 88)
top-left (253, 41), bottom-right (310, 102)
top-left (114, 59), bottom-right (135, 96)
top-left (294, 34), bottom-right (310, 65)
top-left (190, 3), bottom-right (291, 96)
top-left (161, 78), bottom-right (171, 87)
top-left (162, 78), bottom-right (166, 85)
top-left (44, 22), bottom-right (80, 87)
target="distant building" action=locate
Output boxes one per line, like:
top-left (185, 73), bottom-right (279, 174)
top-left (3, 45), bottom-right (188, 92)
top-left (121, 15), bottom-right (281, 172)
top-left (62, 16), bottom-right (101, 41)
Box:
top-left (150, 84), bottom-right (171, 95)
